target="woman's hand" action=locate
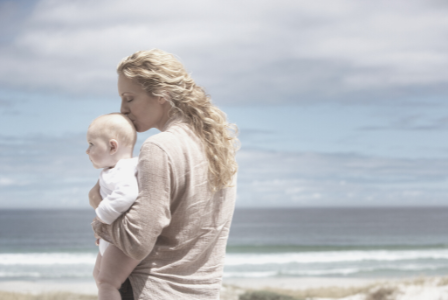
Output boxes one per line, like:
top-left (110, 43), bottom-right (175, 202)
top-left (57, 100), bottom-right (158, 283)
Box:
top-left (89, 181), bottom-right (102, 209)
top-left (91, 217), bottom-right (102, 246)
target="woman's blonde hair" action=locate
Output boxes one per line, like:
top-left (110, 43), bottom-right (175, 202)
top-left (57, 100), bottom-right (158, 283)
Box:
top-left (117, 49), bottom-right (239, 191)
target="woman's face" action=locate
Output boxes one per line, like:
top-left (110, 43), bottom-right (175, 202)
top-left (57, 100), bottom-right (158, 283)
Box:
top-left (118, 73), bottom-right (170, 132)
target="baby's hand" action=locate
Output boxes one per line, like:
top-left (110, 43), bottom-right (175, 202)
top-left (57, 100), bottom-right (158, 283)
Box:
top-left (89, 180), bottom-right (102, 209)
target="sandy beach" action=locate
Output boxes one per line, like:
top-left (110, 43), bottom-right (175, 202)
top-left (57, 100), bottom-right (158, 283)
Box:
top-left (223, 277), bottom-right (380, 290)
top-left (1, 277), bottom-right (448, 300)
top-left (0, 277), bottom-right (372, 295)
top-left (222, 277), bottom-right (448, 300)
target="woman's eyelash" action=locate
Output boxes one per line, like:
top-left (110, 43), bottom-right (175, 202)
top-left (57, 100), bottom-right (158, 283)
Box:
top-left (127, 98), bottom-right (133, 102)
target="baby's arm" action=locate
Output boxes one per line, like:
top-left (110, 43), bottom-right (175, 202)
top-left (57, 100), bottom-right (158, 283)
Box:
top-left (95, 173), bottom-right (138, 225)
top-left (89, 181), bottom-right (102, 209)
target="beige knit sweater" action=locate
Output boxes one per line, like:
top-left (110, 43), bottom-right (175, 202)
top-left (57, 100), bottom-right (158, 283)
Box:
top-left (92, 117), bottom-right (236, 300)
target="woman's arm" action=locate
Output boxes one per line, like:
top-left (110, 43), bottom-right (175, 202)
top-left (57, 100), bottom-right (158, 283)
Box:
top-left (92, 142), bottom-right (172, 261)
top-left (89, 180), bottom-right (102, 209)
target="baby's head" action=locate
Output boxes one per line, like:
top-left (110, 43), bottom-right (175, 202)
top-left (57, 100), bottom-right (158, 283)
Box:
top-left (86, 113), bottom-right (137, 169)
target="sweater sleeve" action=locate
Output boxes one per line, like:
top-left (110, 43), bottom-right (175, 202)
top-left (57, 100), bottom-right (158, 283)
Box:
top-left (92, 142), bottom-right (172, 261)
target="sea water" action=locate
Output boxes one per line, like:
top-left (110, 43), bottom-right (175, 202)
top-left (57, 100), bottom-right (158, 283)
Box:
top-left (0, 208), bottom-right (447, 281)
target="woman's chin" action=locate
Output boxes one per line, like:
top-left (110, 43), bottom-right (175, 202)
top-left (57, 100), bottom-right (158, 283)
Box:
top-left (132, 122), bottom-right (142, 132)
top-left (136, 124), bottom-right (151, 133)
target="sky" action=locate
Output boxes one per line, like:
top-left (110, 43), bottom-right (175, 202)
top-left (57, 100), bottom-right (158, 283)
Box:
top-left (1, 0), bottom-right (448, 208)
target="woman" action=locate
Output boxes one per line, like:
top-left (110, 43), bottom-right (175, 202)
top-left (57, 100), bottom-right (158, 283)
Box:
top-left (90, 49), bottom-right (239, 300)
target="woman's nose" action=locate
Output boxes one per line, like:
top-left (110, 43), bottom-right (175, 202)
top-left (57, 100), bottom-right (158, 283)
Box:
top-left (120, 103), bottom-right (127, 114)
top-left (120, 101), bottom-right (131, 115)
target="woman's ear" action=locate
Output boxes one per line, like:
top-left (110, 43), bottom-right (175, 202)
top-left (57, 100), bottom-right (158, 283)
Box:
top-left (157, 91), bottom-right (169, 104)
top-left (109, 139), bottom-right (119, 155)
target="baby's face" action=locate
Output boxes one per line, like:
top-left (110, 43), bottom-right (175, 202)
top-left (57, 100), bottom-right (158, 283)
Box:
top-left (86, 129), bottom-right (112, 169)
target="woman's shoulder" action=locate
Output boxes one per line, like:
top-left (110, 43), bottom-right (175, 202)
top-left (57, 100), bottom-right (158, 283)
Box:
top-left (139, 123), bottom-right (199, 157)
top-left (143, 130), bottom-right (177, 147)
top-left (139, 129), bottom-right (182, 155)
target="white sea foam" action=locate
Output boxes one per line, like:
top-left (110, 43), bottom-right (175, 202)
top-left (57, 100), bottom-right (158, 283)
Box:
top-left (0, 272), bottom-right (42, 278)
top-left (223, 271), bottom-right (278, 278)
top-left (223, 264), bottom-right (448, 278)
top-left (0, 271), bottom-right (93, 278)
top-left (1, 250), bottom-right (447, 280)
top-left (2, 250), bottom-right (448, 267)
top-left (225, 249), bottom-right (448, 265)
top-left (0, 252), bottom-right (96, 266)
top-left (280, 264), bottom-right (447, 276)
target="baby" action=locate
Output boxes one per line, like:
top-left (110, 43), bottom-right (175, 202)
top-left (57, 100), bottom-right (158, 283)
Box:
top-left (86, 113), bottom-right (140, 300)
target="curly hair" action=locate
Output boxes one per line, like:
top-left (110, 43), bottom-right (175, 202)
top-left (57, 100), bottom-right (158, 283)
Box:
top-left (117, 49), bottom-right (239, 191)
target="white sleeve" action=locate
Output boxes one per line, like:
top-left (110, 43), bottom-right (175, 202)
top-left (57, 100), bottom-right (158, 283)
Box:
top-left (95, 172), bottom-right (139, 225)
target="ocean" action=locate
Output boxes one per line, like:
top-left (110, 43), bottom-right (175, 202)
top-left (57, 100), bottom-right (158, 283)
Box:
top-left (1, 207), bottom-right (447, 281)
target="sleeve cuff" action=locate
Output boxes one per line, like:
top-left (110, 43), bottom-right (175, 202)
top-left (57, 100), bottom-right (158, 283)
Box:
top-left (95, 205), bottom-right (118, 225)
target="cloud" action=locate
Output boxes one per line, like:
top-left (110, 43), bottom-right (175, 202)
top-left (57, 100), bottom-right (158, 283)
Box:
top-left (0, 133), bottom-right (98, 208)
top-left (0, 1), bottom-right (37, 43)
top-left (0, 130), bottom-right (156, 208)
top-left (0, 97), bottom-right (20, 116)
top-left (0, 177), bottom-right (17, 186)
top-left (361, 115), bottom-right (448, 131)
top-left (0, 99), bottom-right (11, 106)
top-left (1, 132), bottom-right (447, 208)
top-left (236, 149), bottom-right (448, 207)
top-left (1, 0), bottom-right (448, 104)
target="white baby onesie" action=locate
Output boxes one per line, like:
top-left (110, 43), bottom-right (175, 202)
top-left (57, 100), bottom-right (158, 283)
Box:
top-left (95, 157), bottom-right (139, 255)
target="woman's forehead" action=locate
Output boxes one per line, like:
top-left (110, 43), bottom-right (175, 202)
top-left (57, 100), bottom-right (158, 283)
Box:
top-left (118, 74), bottom-right (141, 94)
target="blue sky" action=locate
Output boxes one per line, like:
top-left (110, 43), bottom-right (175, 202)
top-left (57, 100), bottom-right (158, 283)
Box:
top-left (1, 0), bottom-right (447, 208)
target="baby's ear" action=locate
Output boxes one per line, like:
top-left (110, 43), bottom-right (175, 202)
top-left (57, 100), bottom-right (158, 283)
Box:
top-left (109, 139), bottom-right (119, 155)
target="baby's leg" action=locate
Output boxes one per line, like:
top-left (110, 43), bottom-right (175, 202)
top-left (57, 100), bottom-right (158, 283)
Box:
top-left (97, 245), bottom-right (140, 300)
top-left (93, 252), bottom-right (102, 287)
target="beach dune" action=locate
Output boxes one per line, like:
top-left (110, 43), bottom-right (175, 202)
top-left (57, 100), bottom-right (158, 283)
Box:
top-left (1, 277), bottom-right (448, 300)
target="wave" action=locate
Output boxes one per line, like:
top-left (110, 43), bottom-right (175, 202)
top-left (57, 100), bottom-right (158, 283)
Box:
top-left (223, 264), bottom-right (448, 278)
top-left (2, 249), bottom-right (448, 266)
top-left (1, 250), bottom-right (448, 280)
top-left (283, 264), bottom-right (448, 276)
top-left (0, 252), bottom-right (96, 265)
top-left (226, 244), bottom-right (448, 253)
top-left (0, 272), bottom-right (42, 278)
top-left (225, 249), bottom-right (448, 265)
top-left (223, 271), bottom-right (279, 278)
top-left (0, 271), bottom-right (93, 279)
